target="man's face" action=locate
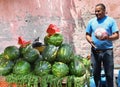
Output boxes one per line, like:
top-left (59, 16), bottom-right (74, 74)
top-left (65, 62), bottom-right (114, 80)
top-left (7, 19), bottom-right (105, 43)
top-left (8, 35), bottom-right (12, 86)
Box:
top-left (95, 6), bottom-right (105, 19)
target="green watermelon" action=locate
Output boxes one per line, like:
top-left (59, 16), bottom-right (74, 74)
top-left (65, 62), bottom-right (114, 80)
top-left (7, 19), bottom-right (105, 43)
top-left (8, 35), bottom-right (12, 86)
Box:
top-left (4, 46), bottom-right (20, 60)
top-left (34, 54), bottom-right (44, 65)
top-left (70, 54), bottom-right (83, 61)
top-left (74, 75), bottom-right (86, 86)
top-left (44, 33), bottom-right (63, 46)
top-left (13, 60), bottom-right (31, 75)
top-left (42, 45), bottom-right (58, 62)
top-left (81, 58), bottom-right (91, 70)
top-left (19, 44), bottom-right (33, 57)
top-left (56, 43), bottom-right (73, 63)
top-left (69, 59), bottom-right (86, 77)
top-left (0, 58), bottom-right (14, 75)
top-left (34, 61), bottom-right (51, 76)
top-left (52, 62), bottom-right (69, 77)
top-left (23, 48), bottom-right (40, 63)
top-left (0, 53), bottom-right (4, 59)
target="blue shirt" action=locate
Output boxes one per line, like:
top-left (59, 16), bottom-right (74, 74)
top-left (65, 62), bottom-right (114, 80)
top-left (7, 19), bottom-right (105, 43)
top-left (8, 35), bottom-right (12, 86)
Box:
top-left (86, 16), bottom-right (119, 50)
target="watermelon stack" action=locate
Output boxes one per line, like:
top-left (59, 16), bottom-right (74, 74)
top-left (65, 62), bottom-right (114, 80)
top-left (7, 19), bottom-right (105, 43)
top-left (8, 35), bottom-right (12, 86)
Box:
top-left (0, 24), bottom-right (91, 87)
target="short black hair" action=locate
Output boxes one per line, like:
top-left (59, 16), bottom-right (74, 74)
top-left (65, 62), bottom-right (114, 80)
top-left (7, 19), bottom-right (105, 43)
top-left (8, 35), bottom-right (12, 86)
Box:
top-left (96, 3), bottom-right (106, 11)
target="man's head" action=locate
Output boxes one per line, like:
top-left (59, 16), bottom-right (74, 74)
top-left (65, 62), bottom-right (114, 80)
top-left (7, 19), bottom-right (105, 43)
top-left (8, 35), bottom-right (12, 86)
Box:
top-left (95, 3), bottom-right (106, 19)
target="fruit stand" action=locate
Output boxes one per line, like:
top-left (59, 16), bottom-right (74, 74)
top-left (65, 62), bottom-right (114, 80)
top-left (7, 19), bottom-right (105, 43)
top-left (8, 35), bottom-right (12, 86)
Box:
top-left (0, 24), bottom-right (91, 87)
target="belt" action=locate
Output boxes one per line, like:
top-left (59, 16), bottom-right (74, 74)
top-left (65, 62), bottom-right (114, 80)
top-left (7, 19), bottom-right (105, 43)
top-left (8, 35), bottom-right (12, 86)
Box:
top-left (92, 48), bottom-right (113, 53)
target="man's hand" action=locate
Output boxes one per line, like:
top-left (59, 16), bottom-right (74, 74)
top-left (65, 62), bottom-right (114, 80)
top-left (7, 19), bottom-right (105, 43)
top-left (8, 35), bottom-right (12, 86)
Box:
top-left (90, 41), bottom-right (97, 48)
top-left (99, 34), bottom-right (109, 40)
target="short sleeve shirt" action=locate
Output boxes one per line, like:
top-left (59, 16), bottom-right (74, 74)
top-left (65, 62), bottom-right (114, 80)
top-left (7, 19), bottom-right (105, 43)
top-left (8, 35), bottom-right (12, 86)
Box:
top-left (86, 16), bottom-right (119, 49)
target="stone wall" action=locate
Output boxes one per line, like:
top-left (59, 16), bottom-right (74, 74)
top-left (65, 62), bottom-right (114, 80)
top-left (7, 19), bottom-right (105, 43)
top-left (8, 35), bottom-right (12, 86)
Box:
top-left (0, 0), bottom-right (120, 64)
top-left (71, 0), bottom-right (120, 64)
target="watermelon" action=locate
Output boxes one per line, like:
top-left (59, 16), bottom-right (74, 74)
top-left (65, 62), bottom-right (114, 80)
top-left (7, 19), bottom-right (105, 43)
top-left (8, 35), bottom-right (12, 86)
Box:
top-left (71, 55), bottom-right (91, 70)
top-left (74, 75), bottom-right (86, 86)
top-left (13, 60), bottom-right (31, 75)
top-left (69, 59), bottom-right (86, 77)
top-left (52, 62), bottom-right (69, 77)
top-left (46, 24), bottom-right (60, 35)
top-left (34, 54), bottom-right (44, 65)
top-left (0, 53), bottom-right (4, 59)
top-left (81, 58), bottom-right (91, 70)
top-left (0, 58), bottom-right (14, 75)
top-left (44, 33), bottom-right (63, 46)
top-left (23, 48), bottom-right (40, 63)
top-left (34, 61), bottom-right (51, 76)
top-left (70, 54), bottom-right (83, 62)
top-left (19, 44), bottom-right (33, 57)
top-left (56, 43), bottom-right (73, 63)
top-left (4, 46), bottom-right (20, 60)
top-left (42, 45), bottom-right (58, 62)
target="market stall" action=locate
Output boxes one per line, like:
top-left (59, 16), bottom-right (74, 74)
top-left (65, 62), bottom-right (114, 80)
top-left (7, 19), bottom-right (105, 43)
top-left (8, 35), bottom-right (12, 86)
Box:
top-left (0, 24), bottom-right (91, 87)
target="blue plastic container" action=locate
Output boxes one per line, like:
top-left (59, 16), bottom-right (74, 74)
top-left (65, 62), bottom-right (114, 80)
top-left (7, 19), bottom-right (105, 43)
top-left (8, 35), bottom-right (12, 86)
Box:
top-left (100, 69), bottom-right (106, 86)
top-left (90, 76), bottom-right (96, 87)
top-left (117, 70), bottom-right (120, 87)
top-left (90, 69), bottom-right (107, 87)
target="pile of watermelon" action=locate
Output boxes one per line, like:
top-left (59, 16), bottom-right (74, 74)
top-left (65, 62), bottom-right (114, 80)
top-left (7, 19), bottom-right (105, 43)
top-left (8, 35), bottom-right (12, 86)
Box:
top-left (0, 24), bottom-right (91, 87)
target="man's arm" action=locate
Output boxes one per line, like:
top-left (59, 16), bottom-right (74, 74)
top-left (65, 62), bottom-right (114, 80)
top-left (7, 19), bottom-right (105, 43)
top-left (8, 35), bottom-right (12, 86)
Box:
top-left (86, 33), bottom-right (96, 48)
top-left (108, 31), bottom-right (119, 41)
top-left (86, 33), bottom-right (92, 43)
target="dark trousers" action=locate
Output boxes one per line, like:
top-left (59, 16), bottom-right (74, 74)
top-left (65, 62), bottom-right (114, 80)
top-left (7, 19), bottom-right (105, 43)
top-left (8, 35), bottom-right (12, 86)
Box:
top-left (91, 48), bottom-right (114, 87)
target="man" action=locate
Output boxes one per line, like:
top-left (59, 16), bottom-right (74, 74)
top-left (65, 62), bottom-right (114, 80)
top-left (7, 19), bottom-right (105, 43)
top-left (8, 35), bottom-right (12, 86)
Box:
top-left (86, 3), bottom-right (119, 87)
